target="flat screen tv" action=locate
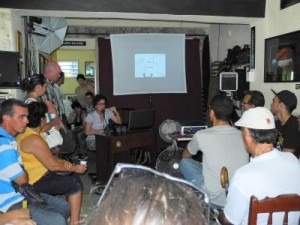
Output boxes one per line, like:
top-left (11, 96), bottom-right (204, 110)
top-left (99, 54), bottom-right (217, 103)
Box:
top-left (127, 109), bottom-right (155, 132)
top-left (0, 51), bottom-right (20, 87)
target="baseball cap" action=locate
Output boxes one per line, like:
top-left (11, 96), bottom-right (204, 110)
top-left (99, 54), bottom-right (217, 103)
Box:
top-left (235, 107), bottom-right (275, 129)
top-left (271, 89), bottom-right (297, 112)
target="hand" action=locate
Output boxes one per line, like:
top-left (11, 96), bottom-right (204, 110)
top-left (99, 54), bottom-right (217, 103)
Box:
top-left (109, 106), bottom-right (117, 115)
top-left (73, 164), bottom-right (87, 174)
top-left (11, 208), bottom-right (31, 220)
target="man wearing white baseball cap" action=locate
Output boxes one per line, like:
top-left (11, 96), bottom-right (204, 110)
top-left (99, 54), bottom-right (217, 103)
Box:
top-left (271, 89), bottom-right (300, 158)
top-left (218, 107), bottom-right (300, 225)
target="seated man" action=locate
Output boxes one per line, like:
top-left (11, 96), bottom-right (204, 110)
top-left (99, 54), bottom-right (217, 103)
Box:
top-left (85, 91), bottom-right (94, 113)
top-left (179, 94), bottom-right (249, 208)
top-left (271, 89), bottom-right (300, 158)
top-left (218, 107), bottom-right (300, 224)
top-left (0, 99), bottom-right (70, 225)
top-left (241, 90), bottom-right (265, 112)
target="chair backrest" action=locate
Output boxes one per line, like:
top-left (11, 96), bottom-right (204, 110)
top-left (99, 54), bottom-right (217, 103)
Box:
top-left (248, 194), bottom-right (300, 225)
top-left (220, 166), bottom-right (229, 196)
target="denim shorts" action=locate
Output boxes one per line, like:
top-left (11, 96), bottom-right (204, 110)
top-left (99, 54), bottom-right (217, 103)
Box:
top-left (33, 171), bottom-right (83, 196)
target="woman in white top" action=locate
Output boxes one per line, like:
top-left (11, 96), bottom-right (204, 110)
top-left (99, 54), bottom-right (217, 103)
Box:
top-left (84, 94), bottom-right (122, 149)
top-left (20, 74), bottom-right (59, 132)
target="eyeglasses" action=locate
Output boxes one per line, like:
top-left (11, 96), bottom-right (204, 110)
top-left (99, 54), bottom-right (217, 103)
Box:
top-left (97, 102), bottom-right (106, 106)
top-left (241, 101), bottom-right (250, 105)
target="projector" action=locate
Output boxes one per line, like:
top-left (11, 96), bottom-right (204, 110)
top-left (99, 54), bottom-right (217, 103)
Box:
top-left (176, 120), bottom-right (207, 136)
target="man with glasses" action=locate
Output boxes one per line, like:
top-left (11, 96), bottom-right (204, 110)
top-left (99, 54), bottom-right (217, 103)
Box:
top-left (241, 90), bottom-right (265, 112)
top-left (179, 94), bottom-right (249, 209)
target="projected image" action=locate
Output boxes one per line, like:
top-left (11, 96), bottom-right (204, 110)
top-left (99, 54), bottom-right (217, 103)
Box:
top-left (135, 54), bottom-right (166, 78)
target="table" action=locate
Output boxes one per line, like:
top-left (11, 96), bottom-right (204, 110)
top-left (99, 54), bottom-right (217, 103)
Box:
top-left (95, 130), bottom-right (156, 183)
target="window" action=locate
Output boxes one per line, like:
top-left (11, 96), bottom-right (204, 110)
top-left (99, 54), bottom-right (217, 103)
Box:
top-left (58, 61), bottom-right (79, 78)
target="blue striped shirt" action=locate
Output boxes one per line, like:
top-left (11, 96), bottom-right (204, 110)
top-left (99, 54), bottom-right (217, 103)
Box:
top-left (0, 127), bottom-right (24, 212)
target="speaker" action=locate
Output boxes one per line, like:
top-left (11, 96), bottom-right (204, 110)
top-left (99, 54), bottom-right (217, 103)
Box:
top-left (0, 51), bottom-right (20, 87)
top-left (235, 68), bottom-right (249, 100)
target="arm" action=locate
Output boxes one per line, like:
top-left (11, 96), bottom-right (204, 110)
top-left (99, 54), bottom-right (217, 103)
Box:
top-left (85, 122), bottom-right (103, 135)
top-left (0, 209), bottom-right (33, 225)
top-left (19, 135), bottom-right (86, 174)
top-left (109, 106), bottom-right (122, 125)
top-left (44, 100), bottom-right (66, 133)
top-left (182, 147), bottom-right (192, 158)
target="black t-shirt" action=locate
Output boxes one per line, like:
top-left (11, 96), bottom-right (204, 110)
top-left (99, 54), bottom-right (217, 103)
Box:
top-left (276, 116), bottom-right (300, 158)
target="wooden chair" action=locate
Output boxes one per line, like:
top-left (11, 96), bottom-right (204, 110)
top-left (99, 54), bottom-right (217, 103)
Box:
top-left (220, 166), bottom-right (229, 196)
top-left (248, 194), bottom-right (300, 225)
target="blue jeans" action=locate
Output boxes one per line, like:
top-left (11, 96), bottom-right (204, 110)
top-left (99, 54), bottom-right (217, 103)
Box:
top-left (179, 158), bottom-right (223, 210)
top-left (179, 158), bottom-right (204, 189)
top-left (8, 193), bottom-right (70, 225)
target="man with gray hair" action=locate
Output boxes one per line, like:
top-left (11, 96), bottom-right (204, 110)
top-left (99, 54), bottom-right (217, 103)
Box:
top-left (218, 107), bottom-right (300, 224)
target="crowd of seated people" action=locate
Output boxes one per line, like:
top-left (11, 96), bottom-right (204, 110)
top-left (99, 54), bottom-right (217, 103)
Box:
top-left (2, 73), bottom-right (300, 225)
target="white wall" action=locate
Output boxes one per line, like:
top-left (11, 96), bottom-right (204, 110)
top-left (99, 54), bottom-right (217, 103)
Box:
top-left (209, 24), bottom-right (250, 62)
top-left (250, 0), bottom-right (300, 115)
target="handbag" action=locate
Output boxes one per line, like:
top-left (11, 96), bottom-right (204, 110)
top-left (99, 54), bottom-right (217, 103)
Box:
top-left (14, 183), bottom-right (47, 206)
top-left (43, 126), bottom-right (64, 149)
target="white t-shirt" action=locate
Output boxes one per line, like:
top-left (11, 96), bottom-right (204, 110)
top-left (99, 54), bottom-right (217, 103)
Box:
top-left (224, 149), bottom-right (300, 225)
top-left (187, 125), bottom-right (249, 206)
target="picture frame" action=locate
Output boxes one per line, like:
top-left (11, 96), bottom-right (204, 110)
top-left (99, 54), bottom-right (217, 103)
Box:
top-left (16, 30), bottom-right (22, 54)
top-left (264, 30), bottom-right (300, 82)
top-left (281, 0), bottom-right (300, 9)
top-left (85, 61), bottom-right (95, 76)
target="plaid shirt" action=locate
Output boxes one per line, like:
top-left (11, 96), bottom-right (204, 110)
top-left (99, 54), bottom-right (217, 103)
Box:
top-left (40, 78), bottom-right (62, 118)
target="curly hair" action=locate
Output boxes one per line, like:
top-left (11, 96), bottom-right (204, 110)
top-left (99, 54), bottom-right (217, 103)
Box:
top-left (27, 102), bottom-right (48, 128)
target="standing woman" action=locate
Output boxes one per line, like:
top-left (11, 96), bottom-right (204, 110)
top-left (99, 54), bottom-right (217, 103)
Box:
top-left (16, 102), bottom-right (87, 225)
top-left (75, 74), bottom-right (94, 108)
top-left (85, 94), bottom-right (122, 148)
top-left (20, 74), bottom-right (59, 132)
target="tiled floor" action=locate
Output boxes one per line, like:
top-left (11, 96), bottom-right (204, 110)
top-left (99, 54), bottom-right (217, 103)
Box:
top-left (79, 151), bottom-right (101, 223)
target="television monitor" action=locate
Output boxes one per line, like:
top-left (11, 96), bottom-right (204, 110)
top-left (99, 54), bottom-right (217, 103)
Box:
top-left (219, 72), bottom-right (238, 92)
top-left (127, 109), bottom-right (155, 132)
top-left (0, 51), bottom-right (20, 87)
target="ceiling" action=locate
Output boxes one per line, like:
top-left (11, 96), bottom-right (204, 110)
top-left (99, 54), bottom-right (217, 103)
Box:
top-left (2, 0), bottom-right (266, 36)
top-left (0, 0), bottom-right (266, 18)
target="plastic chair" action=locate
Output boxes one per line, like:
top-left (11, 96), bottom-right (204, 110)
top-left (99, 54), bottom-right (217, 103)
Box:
top-left (248, 194), bottom-right (300, 225)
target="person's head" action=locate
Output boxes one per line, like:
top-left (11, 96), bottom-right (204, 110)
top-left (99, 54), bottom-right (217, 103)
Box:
top-left (209, 94), bottom-right (233, 122)
top-left (56, 71), bottom-right (65, 86)
top-left (27, 102), bottom-right (48, 128)
top-left (235, 107), bottom-right (277, 155)
top-left (93, 94), bottom-right (107, 112)
top-left (71, 101), bottom-right (83, 113)
top-left (43, 61), bottom-right (61, 82)
top-left (76, 74), bottom-right (86, 86)
top-left (85, 91), bottom-right (94, 105)
top-left (241, 90), bottom-right (265, 111)
top-left (90, 172), bottom-right (208, 225)
top-left (271, 89), bottom-right (297, 114)
top-left (0, 99), bottom-right (28, 136)
top-left (20, 74), bottom-right (47, 95)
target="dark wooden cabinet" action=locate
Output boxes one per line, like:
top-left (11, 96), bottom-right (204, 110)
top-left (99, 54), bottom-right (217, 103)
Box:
top-left (95, 130), bottom-right (156, 183)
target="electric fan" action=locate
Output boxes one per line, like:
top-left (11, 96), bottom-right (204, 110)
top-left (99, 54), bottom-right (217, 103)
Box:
top-left (158, 119), bottom-right (180, 143)
top-left (156, 119), bottom-right (184, 178)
